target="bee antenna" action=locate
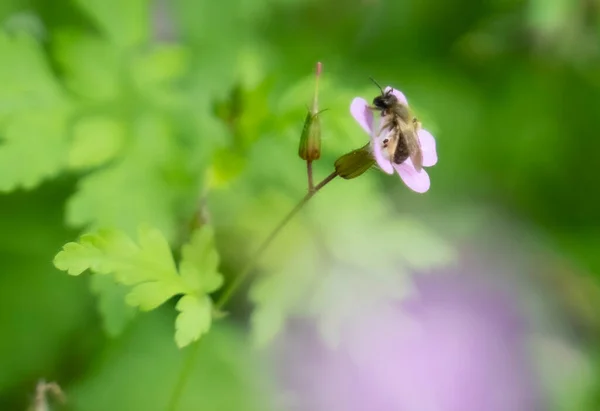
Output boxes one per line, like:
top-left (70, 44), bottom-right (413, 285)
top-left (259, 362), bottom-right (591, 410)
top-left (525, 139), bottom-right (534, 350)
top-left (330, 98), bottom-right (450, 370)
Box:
top-left (368, 77), bottom-right (384, 95)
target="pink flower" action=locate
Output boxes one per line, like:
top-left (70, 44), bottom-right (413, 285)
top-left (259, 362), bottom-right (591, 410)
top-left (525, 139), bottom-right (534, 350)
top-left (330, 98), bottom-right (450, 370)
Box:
top-left (350, 87), bottom-right (438, 193)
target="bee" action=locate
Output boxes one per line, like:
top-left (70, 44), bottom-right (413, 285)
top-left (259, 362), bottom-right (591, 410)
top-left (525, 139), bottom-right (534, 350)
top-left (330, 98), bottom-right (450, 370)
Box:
top-left (368, 78), bottom-right (423, 171)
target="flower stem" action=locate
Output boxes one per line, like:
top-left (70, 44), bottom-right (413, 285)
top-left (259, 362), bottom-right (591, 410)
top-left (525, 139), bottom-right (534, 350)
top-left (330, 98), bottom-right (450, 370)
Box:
top-left (307, 160), bottom-right (314, 192)
top-left (215, 170), bottom-right (337, 308)
top-left (166, 170), bottom-right (337, 411)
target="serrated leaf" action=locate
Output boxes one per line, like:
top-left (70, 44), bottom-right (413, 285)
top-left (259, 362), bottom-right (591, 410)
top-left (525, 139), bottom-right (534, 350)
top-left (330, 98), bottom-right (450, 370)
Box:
top-left (55, 225), bottom-right (223, 345)
top-left (54, 227), bottom-right (182, 289)
top-left (179, 226), bottom-right (223, 294)
top-left (175, 295), bottom-right (212, 348)
top-left (68, 116), bottom-right (125, 169)
top-left (89, 275), bottom-right (136, 336)
top-left (135, 225), bottom-right (179, 279)
top-left (53, 240), bottom-right (104, 276)
top-left (74, 0), bottom-right (149, 49)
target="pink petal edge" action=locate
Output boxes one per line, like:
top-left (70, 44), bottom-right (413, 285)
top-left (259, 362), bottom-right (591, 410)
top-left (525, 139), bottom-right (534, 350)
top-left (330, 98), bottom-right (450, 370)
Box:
top-left (394, 159), bottom-right (431, 193)
top-left (384, 86), bottom-right (408, 106)
top-left (350, 97), bottom-right (373, 134)
top-left (418, 129), bottom-right (437, 167)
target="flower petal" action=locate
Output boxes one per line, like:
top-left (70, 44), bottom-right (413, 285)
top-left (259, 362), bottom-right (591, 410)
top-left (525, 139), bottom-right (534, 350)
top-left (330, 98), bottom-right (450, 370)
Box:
top-left (371, 126), bottom-right (394, 175)
top-left (394, 158), bottom-right (431, 193)
top-left (384, 86), bottom-right (408, 106)
top-left (418, 129), bottom-right (437, 167)
top-left (350, 97), bottom-right (373, 134)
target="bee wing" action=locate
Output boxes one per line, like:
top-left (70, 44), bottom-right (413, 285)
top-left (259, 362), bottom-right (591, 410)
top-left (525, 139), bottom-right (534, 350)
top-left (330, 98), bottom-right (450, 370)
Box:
top-left (405, 128), bottom-right (423, 172)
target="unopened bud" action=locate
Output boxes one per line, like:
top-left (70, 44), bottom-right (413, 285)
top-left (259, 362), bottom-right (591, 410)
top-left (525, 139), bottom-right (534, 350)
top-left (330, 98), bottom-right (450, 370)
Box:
top-left (298, 62), bottom-right (323, 161)
top-left (334, 144), bottom-right (375, 179)
top-left (298, 111), bottom-right (321, 161)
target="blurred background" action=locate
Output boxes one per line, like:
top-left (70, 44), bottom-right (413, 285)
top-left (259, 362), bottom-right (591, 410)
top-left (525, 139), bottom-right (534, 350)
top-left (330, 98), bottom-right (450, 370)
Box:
top-left (1, 0), bottom-right (600, 409)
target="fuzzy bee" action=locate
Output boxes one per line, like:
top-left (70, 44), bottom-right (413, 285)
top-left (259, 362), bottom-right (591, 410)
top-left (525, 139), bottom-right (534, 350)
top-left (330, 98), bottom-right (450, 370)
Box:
top-left (368, 78), bottom-right (424, 171)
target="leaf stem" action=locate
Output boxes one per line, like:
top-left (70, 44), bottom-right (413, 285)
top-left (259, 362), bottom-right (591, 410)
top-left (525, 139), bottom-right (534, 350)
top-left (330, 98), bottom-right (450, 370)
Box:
top-left (215, 170), bottom-right (337, 308)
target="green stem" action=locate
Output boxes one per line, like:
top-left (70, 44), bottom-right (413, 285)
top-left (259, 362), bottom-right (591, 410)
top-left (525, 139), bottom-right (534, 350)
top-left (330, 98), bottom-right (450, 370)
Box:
top-left (215, 170), bottom-right (337, 308)
top-left (166, 170), bottom-right (338, 411)
top-left (166, 341), bottom-right (201, 411)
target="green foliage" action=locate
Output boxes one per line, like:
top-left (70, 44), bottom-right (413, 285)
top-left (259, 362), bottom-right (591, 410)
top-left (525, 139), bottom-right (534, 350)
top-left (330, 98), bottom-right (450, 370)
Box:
top-left (89, 275), bottom-right (137, 336)
top-left (66, 313), bottom-right (269, 411)
top-left (74, 0), bottom-right (149, 49)
top-left (54, 225), bottom-right (224, 347)
top-left (1, 0), bottom-right (600, 408)
top-left (0, 32), bottom-right (72, 192)
top-left (224, 176), bottom-right (456, 348)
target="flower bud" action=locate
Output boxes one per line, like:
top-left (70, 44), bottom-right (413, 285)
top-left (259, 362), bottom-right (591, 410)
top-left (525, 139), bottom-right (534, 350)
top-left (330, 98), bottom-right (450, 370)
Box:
top-left (298, 62), bottom-right (322, 161)
top-left (298, 111), bottom-right (321, 161)
top-left (334, 144), bottom-right (375, 179)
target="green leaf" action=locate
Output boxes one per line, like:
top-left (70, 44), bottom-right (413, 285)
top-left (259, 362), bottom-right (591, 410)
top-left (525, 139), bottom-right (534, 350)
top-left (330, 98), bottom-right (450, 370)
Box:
top-left (0, 33), bottom-right (72, 192)
top-left (179, 226), bottom-right (223, 294)
top-left (243, 178), bottom-right (455, 347)
top-left (74, 0), bottom-right (149, 49)
top-left (52, 30), bottom-right (120, 101)
top-left (54, 225), bottom-right (224, 345)
top-left (65, 115), bottom-right (190, 244)
top-left (0, 32), bottom-right (64, 113)
top-left (89, 275), bottom-right (137, 336)
top-left (53, 237), bottom-right (104, 276)
top-left (68, 116), bottom-right (125, 169)
top-left (0, 110), bottom-right (70, 192)
top-left (175, 294), bottom-right (212, 348)
top-left (125, 281), bottom-right (182, 311)
top-left (66, 159), bottom-right (180, 242)
top-left (129, 44), bottom-right (190, 108)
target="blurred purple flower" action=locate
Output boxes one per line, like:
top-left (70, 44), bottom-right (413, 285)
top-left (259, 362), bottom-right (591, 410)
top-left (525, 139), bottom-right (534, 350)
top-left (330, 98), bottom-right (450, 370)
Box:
top-left (350, 87), bottom-right (437, 193)
top-left (269, 272), bottom-right (542, 411)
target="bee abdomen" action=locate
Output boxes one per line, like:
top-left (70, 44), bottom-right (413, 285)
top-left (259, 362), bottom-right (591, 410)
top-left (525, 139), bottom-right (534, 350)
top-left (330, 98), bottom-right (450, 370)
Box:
top-left (392, 132), bottom-right (410, 164)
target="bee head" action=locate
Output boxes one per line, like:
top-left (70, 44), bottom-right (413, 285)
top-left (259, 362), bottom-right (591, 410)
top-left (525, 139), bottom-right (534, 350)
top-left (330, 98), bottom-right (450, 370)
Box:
top-left (372, 89), bottom-right (398, 110)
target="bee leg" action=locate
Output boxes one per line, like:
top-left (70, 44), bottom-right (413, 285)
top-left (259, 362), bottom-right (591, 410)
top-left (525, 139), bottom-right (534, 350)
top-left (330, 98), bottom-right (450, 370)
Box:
top-left (412, 117), bottom-right (422, 130)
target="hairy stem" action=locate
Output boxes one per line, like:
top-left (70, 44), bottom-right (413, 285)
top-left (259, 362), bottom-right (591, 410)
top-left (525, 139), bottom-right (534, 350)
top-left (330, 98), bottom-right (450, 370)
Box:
top-left (166, 170), bottom-right (338, 411)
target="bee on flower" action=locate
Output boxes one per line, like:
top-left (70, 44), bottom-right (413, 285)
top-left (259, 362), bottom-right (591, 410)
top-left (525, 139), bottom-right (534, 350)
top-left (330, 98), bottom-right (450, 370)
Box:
top-left (348, 84), bottom-right (438, 193)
